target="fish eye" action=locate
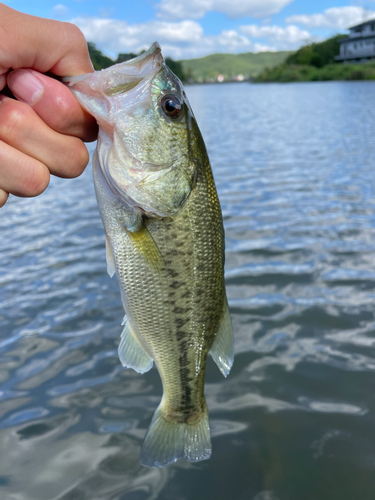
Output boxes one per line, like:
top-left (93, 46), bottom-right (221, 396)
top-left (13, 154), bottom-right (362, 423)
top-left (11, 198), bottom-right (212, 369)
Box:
top-left (161, 95), bottom-right (182, 119)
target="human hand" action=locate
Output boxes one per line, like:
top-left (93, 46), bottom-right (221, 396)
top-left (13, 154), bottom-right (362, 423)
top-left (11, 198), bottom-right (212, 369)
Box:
top-left (0, 4), bottom-right (98, 207)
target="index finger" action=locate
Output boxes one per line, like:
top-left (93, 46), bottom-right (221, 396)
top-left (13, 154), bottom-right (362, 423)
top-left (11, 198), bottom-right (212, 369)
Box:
top-left (8, 69), bottom-right (98, 141)
top-left (0, 4), bottom-right (93, 77)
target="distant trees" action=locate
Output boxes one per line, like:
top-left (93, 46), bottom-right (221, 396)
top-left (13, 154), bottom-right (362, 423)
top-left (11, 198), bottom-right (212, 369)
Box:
top-left (164, 57), bottom-right (186, 82)
top-left (87, 42), bottom-right (188, 81)
top-left (254, 34), bottom-right (375, 83)
top-left (286, 35), bottom-right (346, 68)
top-left (87, 42), bottom-right (113, 70)
top-left (116, 52), bottom-right (137, 63)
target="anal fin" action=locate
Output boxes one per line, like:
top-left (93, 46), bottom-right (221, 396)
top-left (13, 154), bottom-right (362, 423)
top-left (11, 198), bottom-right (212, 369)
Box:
top-left (210, 297), bottom-right (234, 377)
top-left (119, 316), bottom-right (153, 373)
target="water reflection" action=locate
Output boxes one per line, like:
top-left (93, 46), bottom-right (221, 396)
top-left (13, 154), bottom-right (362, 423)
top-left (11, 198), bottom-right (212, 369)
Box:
top-left (0, 423), bottom-right (169, 500)
top-left (2, 81), bottom-right (375, 498)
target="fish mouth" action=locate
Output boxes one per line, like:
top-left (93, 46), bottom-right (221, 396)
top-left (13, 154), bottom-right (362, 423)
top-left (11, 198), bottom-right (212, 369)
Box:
top-left (116, 42), bottom-right (162, 70)
top-left (63, 42), bottom-right (163, 97)
top-left (101, 42), bottom-right (163, 96)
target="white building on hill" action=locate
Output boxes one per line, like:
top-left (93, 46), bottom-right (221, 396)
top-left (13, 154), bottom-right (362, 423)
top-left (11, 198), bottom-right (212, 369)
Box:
top-left (336, 19), bottom-right (375, 63)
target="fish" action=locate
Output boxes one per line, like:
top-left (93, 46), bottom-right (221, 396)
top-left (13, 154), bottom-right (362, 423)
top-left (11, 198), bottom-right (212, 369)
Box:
top-left (64, 42), bottom-right (234, 468)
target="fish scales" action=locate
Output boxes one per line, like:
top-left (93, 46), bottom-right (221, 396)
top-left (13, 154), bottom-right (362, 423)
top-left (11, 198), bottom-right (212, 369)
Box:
top-left (65, 42), bottom-right (234, 468)
top-left (113, 159), bottom-right (224, 422)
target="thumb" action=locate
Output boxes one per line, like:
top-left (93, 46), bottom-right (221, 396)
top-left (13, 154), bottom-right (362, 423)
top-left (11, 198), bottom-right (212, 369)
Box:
top-left (7, 69), bottom-right (97, 142)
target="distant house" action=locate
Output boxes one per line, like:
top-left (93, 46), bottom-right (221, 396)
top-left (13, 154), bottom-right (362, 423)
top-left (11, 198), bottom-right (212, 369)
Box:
top-left (336, 19), bottom-right (375, 63)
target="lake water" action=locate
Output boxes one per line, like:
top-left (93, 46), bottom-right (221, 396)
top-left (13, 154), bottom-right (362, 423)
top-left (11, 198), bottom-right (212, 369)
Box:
top-left (1, 81), bottom-right (375, 499)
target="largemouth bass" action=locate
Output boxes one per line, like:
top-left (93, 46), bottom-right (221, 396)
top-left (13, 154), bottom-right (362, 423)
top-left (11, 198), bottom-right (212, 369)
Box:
top-left (65, 43), bottom-right (234, 468)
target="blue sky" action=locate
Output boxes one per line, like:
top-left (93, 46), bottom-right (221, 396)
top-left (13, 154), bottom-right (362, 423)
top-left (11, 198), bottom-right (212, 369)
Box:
top-left (4, 0), bottom-right (375, 59)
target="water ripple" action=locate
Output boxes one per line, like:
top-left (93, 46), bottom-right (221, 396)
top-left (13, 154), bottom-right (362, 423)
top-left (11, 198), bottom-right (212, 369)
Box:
top-left (1, 82), bottom-right (375, 498)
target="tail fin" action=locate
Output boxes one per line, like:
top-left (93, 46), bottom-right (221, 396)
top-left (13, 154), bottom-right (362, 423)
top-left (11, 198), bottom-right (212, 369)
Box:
top-left (140, 403), bottom-right (211, 468)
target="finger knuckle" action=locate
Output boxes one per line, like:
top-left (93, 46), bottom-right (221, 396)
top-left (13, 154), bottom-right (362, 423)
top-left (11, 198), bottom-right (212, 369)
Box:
top-left (70, 142), bottom-right (89, 177)
top-left (63, 22), bottom-right (88, 52)
top-left (0, 140), bottom-right (49, 198)
top-left (22, 163), bottom-right (50, 197)
top-left (0, 99), bottom-right (30, 140)
top-left (59, 140), bottom-right (89, 178)
top-left (0, 101), bottom-right (30, 141)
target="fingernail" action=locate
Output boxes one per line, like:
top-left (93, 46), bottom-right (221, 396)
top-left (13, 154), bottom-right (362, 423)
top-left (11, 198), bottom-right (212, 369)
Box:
top-left (8, 70), bottom-right (44, 106)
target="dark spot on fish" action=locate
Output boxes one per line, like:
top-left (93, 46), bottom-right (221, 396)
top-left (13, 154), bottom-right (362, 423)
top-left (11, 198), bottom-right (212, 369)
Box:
top-left (176, 330), bottom-right (187, 341)
top-left (181, 290), bottom-right (190, 299)
top-left (168, 249), bottom-right (181, 257)
top-left (175, 240), bottom-right (184, 247)
top-left (196, 288), bottom-right (204, 296)
top-left (167, 269), bottom-right (179, 278)
top-left (175, 317), bottom-right (190, 329)
top-left (178, 350), bottom-right (192, 411)
top-left (170, 281), bottom-right (185, 289)
top-left (179, 339), bottom-right (188, 349)
top-left (173, 307), bottom-right (190, 314)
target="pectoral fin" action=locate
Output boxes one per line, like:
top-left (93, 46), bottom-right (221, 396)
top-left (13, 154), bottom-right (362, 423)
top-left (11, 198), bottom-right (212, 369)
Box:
top-left (126, 223), bottom-right (164, 272)
top-left (119, 316), bottom-right (153, 373)
top-left (105, 234), bottom-right (116, 278)
top-left (210, 298), bottom-right (234, 377)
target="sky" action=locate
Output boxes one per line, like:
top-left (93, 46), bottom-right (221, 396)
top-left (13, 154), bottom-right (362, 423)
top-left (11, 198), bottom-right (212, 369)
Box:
top-left (4, 0), bottom-right (375, 59)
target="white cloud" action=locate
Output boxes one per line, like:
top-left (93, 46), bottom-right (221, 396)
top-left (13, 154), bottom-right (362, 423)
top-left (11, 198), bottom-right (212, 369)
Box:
top-left (71, 17), bottom-right (203, 56)
top-left (52, 4), bottom-right (69, 17)
top-left (156, 0), bottom-right (295, 20)
top-left (240, 24), bottom-right (311, 47)
top-left (286, 7), bottom-right (375, 30)
top-left (71, 17), bottom-right (256, 59)
top-left (213, 30), bottom-right (252, 50)
top-left (161, 31), bottom-right (253, 59)
top-left (70, 17), bottom-right (309, 59)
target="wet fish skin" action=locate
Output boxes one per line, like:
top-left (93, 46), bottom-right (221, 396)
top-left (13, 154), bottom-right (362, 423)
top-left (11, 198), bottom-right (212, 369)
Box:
top-left (65, 43), bottom-right (234, 468)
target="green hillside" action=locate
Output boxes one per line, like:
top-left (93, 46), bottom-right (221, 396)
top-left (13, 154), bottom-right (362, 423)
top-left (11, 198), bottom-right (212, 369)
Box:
top-left (87, 43), bottom-right (292, 83)
top-left (181, 51), bottom-right (292, 82)
top-left (253, 35), bottom-right (375, 83)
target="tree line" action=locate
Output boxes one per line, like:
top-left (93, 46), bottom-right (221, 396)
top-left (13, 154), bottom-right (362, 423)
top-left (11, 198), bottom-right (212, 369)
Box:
top-left (255, 35), bottom-right (375, 82)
